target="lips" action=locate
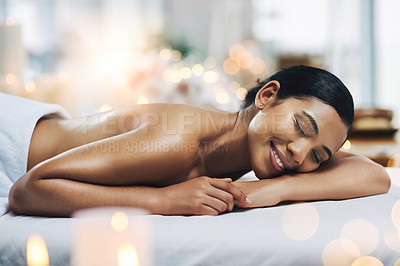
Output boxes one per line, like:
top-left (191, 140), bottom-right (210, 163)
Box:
top-left (269, 141), bottom-right (290, 172)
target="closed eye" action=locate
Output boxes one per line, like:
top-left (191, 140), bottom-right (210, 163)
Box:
top-left (312, 150), bottom-right (320, 164)
top-left (294, 118), bottom-right (305, 136)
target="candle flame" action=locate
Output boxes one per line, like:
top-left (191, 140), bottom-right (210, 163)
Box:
top-left (118, 243), bottom-right (139, 266)
top-left (27, 235), bottom-right (49, 266)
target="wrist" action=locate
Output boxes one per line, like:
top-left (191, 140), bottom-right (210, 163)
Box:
top-left (153, 187), bottom-right (171, 215)
top-left (144, 187), bottom-right (168, 215)
top-left (272, 175), bottom-right (293, 202)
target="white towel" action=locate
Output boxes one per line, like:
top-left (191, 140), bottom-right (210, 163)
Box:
top-left (0, 92), bottom-right (71, 215)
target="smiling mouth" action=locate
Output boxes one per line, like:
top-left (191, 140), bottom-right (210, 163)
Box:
top-left (270, 141), bottom-right (288, 172)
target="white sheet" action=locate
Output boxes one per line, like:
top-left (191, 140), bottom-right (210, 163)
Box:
top-left (1, 168), bottom-right (399, 266)
top-left (0, 92), bottom-right (70, 215)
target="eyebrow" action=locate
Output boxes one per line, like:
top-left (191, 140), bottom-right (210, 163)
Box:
top-left (301, 111), bottom-right (332, 160)
top-left (322, 145), bottom-right (332, 161)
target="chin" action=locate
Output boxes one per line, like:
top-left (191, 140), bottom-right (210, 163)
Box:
top-left (251, 161), bottom-right (270, 180)
top-left (253, 160), bottom-right (284, 179)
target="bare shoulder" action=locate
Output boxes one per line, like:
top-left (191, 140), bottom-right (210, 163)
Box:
top-left (331, 150), bottom-right (355, 160)
top-left (331, 150), bottom-right (372, 162)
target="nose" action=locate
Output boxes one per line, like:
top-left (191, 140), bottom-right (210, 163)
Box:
top-left (287, 139), bottom-right (310, 166)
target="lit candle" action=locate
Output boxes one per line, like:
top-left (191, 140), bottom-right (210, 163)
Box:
top-left (26, 234), bottom-right (50, 266)
top-left (0, 22), bottom-right (25, 90)
top-left (72, 207), bottom-right (151, 266)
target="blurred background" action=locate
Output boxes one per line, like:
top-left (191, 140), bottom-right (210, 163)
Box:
top-left (0, 0), bottom-right (399, 164)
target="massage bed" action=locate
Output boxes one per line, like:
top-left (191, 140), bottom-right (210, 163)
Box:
top-left (1, 168), bottom-right (400, 266)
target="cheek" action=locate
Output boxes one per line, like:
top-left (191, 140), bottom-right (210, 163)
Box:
top-left (250, 112), bottom-right (288, 136)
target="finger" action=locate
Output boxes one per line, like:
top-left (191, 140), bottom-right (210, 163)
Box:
top-left (202, 196), bottom-right (229, 214)
top-left (235, 199), bottom-right (252, 208)
top-left (206, 187), bottom-right (234, 212)
top-left (198, 205), bottom-right (219, 216)
top-left (219, 178), bottom-right (232, 183)
top-left (209, 179), bottom-right (250, 205)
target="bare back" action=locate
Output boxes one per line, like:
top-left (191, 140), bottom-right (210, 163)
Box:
top-left (28, 104), bottom-right (237, 186)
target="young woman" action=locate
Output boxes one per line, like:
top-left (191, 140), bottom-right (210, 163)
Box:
top-left (8, 65), bottom-right (390, 217)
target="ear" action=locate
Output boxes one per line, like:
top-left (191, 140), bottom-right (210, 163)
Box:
top-left (255, 80), bottom-right (281, 110)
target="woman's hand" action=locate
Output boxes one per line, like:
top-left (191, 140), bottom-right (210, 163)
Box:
top-left (232, 178), bottom-right (285, 208)
top-left (159, 176), bottom-right (250, 215)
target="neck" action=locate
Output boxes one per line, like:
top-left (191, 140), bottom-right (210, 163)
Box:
top-left (201, 105), bottom-right (258, 178)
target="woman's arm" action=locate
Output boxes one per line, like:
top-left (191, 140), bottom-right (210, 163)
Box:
top-left (9, 167), bottom-right (246, 217)
top-left (234, 150), bottom-right (391, 208)
top-left (9, 126), bottom-right (248, 217)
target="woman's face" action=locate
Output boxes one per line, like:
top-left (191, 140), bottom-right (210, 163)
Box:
top-left (247, 96), bottom-right (348, 179)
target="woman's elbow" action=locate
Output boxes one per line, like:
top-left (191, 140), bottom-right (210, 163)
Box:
top-left (8, 178), bottom-right (28, 215)
top-left (8, 168), bottom-right (42, 215)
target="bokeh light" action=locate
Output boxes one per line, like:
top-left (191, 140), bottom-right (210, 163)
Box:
top-left (282, 203), bottom-right (319, 241)
top-left (223, 58), bottom-right (240, 75)
top-left (191, 64), bottom-right (204, 76)
top-left (342, 140), bottom-right (352, 150)
top-left (5, 73), bottom-right (16, 84)
top-left (340, 218), bottom-right (379, 255)
top-left (391, 170), bottom-right (400, 187)
top-left (203, 71), bottom-right (219, 83)
top-left (171, 50), bottom-right (182, 61)
top-left (6, 16), bottom-right (16, 26)
top-left (383, 230), bottom-right (400, 252)
top-left (239, 52), bottom-right (254, 69)
top-left (250, 57), bottom-right (266, 75)
top-left (235, 87), bottom-right (247, 100)
top-left (164, 70), bottom-right (182, 83)
top-left (204, 57), bottom-right (217, 68)
top-left (229, 44), bottom-right (246, 61)
top-left (159, 49), bottom-right (172, 61)
top-left (179, 67), bottom-right (192, 79)
top-left (351, 256), bottom-right (383, 266)
top-left (393, 200), bottom-right (400, 229)
top-left (25, 81), bottom-right (36, 93)
top-left (215, 90), bottom-right (231, 104)
top-left (322, 238), bottom-right (360, 266)
top-left (229, 81), bottom-right (241, 91)
top-left (111, 211), bottom-right (129, 232)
